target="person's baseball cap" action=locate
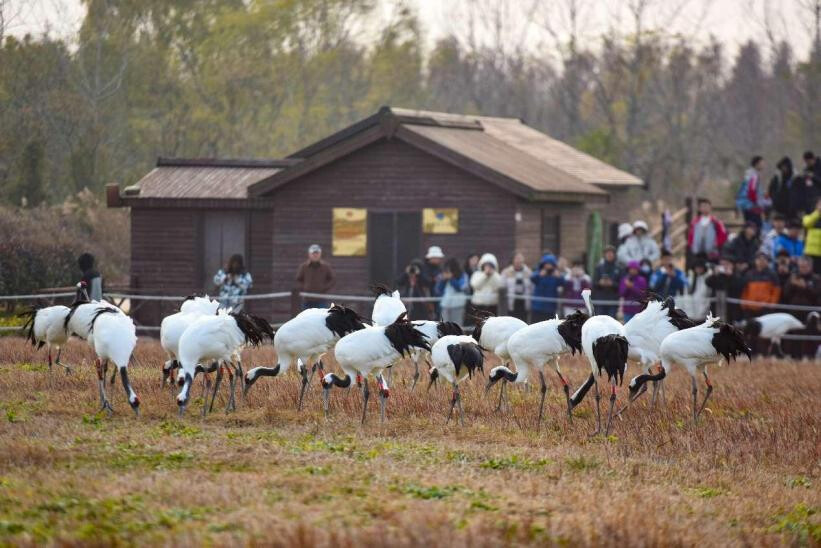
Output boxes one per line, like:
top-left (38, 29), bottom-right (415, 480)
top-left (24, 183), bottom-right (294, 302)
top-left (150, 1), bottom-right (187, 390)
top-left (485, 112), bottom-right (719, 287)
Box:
top-left (308, 244), bottom-right (321, 253)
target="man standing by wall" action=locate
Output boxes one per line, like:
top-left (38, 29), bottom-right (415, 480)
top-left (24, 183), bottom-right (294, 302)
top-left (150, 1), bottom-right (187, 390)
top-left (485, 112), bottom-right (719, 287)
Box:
top-left (296, 244), bottom-right (336, 309)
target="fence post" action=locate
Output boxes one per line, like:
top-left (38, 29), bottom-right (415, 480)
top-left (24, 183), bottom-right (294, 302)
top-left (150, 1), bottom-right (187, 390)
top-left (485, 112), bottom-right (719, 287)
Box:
top-left (497, 287), bottom-right (508, 316)
top-left (715, 290), bottom-right (727, 320)
top-left (290, 288), bottom-right (302, 316)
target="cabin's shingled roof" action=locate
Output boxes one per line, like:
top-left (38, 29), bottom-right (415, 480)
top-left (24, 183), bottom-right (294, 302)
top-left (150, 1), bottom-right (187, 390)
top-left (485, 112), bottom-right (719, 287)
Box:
top-left (124, 108), bottom-right (641, 202)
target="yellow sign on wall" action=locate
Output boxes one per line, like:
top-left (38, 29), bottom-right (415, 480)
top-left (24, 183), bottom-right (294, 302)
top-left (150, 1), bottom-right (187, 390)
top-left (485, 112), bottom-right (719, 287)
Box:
top-left (423, 208), bottom-right (459, 234)
top-left (332, 208), bottom-right (367, 256)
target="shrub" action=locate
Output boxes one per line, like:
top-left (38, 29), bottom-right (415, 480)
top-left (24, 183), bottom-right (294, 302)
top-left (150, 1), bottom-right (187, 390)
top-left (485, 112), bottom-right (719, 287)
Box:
top-left (0, 189), bottom-right (129, 295)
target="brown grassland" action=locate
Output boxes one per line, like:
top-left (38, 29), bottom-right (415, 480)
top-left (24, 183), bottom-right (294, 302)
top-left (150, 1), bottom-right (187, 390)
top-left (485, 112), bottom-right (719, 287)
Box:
top-left (0, 336), bottom-right (818, 547)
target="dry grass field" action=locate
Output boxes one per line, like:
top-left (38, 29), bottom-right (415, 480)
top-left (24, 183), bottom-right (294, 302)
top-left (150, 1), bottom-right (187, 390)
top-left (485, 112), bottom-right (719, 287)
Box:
top-left (0, 335), bottom-right (818, 546)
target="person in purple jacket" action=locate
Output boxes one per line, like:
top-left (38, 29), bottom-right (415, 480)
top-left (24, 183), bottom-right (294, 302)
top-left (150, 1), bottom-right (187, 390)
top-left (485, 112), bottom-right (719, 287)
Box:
top-left (619, 260), bottom-right (648, 322)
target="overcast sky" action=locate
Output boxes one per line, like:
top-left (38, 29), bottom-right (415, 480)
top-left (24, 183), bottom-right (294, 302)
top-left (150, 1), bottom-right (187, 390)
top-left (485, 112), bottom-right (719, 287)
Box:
top-left (4, 0), bottom-right (815, 62)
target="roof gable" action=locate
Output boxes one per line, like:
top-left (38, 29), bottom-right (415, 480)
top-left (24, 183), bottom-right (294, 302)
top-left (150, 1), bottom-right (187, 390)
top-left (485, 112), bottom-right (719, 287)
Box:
top-left (248, 107), bottom-right (639, 199)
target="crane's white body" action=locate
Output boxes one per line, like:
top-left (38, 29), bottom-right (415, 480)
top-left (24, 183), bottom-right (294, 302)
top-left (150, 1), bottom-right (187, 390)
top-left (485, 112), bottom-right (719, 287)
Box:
top-left (372, 290), bottom-right (406, 326)
top-left (269, 307), bottom-right (338, 375)
top-left (160, 297), bottom-right (220, 364)
top-left (751, 313), bottom-right (805, 342)
top-left (430, 334), bottom-right (481, 384)
top-left (659, 319), bottom-right (726, 375)
top-left (334, 325), bottom-right (403, 380)
top-left (505, 319), bottom-right (570, 384)
top-left (31, 305), bottom-right (71, 348)
top-left (581, 315), bottom-right (625, 375)
top-left (92, 312), bottom-right (139, 408)
top-left (176, 312), bottom-right (246, 405)
top-left (475, 316), bottom-right (527, 361)
top-left (624, 300), bottom-right (680, 369)
top-left (66, 300), bottom-right (122, 347)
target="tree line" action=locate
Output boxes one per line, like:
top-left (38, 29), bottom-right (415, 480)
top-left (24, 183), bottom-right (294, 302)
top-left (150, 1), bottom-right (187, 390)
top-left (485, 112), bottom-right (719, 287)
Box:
top-left (1, 0), bottom-right (819, 208)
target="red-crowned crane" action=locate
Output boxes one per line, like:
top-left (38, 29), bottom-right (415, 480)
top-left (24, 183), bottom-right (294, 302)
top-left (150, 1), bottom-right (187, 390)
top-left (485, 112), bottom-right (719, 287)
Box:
top-left (242, 304), bottom-right (368, 408)
top-left (570, 289), bottom-right (629, 436)
top-left (321, 313), bottom-right (429, 423)
top-left (371, 286), bottom-right (406, 326)
top-left (175, 310), bottom-right (274, 416)
top-left (742, 312), bottom-right (818, 358)
top-left (89, 308), bottom-right (140, 416)
top-left (160, 295), bottom-right (220, 386)
top-left (20, 283), bottom-right (89, 373)
top-left (486, 310), bottom-right (588, 425)
top-left (407, 320), bottom-right (463, 389)
top-left (428, 334), bottom-right (484, 425)
top-left (622, 294), bottom-right (698, 407)
top-left (465, 313), bottom-right (527, 410)
top-left (629, 314), bottom-right (751, 424)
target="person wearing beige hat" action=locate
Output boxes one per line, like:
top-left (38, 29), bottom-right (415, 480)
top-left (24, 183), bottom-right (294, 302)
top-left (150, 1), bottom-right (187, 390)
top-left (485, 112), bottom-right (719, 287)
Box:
top-left (421, 245), bottom-right (445, 292)
top-left (617, 220), bottom-right (660, 266)
top-left (296, 244), bottom-right (336, 309)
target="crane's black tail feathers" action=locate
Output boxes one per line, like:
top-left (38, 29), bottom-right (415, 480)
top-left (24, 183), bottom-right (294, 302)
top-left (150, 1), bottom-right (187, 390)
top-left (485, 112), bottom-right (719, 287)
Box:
top-left (711, 321), bottom-right (752, 362)
top-left (326, 304), bottom-right (369, 338)
top-left (558, 310), bottom-right (589, 355)
top-left (437, 321), bottom-right (463, 338)
top-left (447, 342), bottom-right (484, 378)
top-left (385, 313), bottom-right (431, 357)
top-left (470, 311), bottom-right (495, 343)
top-left (19, 308), bottom-right (43, 348)
top-left (370, 284), bottom-right (395, 297)
top-left (231, 311), bottom-right (275, 346)
top-left (592, 334), bottom-right (629, 386)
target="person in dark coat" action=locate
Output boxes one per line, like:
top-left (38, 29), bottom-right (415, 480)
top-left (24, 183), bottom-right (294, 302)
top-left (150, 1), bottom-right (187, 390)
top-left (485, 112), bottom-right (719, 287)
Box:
top-left (782, 256), bottom-right (820, 322)
top-left (723, 221), bottom-right (761, 267)
top-left (705, 255), bottom-right (745, 323)
top-left (796, 150), bottom-right (821, 214)
top-left (592, 245), bottom-right (621, 318)
top-left (768, 156), bottom-right (794, 218)
top-left (396, 259), bottom-right (431, 321)
top-left (296, 244), bottom-right (335, 309)
top-left (78, 253), bottom-right (103, 301)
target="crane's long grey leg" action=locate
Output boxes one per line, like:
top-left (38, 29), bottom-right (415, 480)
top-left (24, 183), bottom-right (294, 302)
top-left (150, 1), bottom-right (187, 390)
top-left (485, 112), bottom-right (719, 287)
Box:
top-left (554, 358), bottom-right (572, 421)
top-left (96, 359), bottom-right (113, 415)
top-left (695, 370), bottom-right (714, 423)
top-left (297, 362), bottom-right (310, 411)
top-left (691, 375), bottom-right (698, 424)
top-left (604, 380), bottom-right (617, 436)
top-left (537, 370), bottom-right (547, 429)
top-left (360, 377), bottom-right (370, 424)
top-left (54, 347), bottom-right (72, 374)
top-left (589, 379), bottom-right (601, 437)
top-left (207, 366), bottom-right (224, 416)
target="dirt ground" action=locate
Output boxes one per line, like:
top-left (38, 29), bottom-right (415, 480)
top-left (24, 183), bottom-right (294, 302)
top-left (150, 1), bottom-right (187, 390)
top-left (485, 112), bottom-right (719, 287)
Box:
top-left (0, 336), bottom-right (818, 546)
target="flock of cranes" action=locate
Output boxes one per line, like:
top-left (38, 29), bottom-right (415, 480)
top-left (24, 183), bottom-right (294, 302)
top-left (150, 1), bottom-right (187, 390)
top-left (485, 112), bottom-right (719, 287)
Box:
top-left (19, 281), bottom-right (777, 434)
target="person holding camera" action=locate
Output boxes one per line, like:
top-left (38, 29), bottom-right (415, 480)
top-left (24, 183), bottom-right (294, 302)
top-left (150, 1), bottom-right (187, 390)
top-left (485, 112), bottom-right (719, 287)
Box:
top-left (397, 258), bottom-right (430, 320)
top-left (469, 253), bottom-right (503, 316)
top-left (214, 254), bottom-right (253, 311)
top-left (530, 253), bottom-right (563, 323)
top-left (592, 246), bottom-right (621, 318)
top-left (436, 257), bottom-right (469, 324)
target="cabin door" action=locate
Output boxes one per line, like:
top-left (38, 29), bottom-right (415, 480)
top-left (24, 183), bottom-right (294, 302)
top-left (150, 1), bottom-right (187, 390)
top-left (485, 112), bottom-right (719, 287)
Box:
top-left (368, 211), bottom-right (422, 287)
top-left (202, 211), bottom-right (247, 292)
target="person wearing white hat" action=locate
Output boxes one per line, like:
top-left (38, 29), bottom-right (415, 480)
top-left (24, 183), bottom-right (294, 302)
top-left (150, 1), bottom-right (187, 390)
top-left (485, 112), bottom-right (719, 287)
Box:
top-left (617, 223), bottom-right (634, 242)
top-left (470, 253), bottom-right (504, 314)
top-left (421, 246), bottom-right (446, 293)
top-left (617, 220), bottom-right (660, 266)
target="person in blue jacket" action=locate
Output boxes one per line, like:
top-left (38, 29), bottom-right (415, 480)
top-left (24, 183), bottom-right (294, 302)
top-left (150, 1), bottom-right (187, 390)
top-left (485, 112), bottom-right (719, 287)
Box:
top-left (772, 218), bottom-right (805, 263)
top-left (651, 261), bottom-right (686, 298)
top-left (530, 253), bottom-right (564, 322)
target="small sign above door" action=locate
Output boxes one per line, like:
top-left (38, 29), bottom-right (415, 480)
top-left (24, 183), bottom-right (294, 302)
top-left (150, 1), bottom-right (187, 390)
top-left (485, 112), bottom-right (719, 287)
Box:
top-left (332, 208), bottom-right (367, 256)
top-left (423, 208), bottom-right (459, 234)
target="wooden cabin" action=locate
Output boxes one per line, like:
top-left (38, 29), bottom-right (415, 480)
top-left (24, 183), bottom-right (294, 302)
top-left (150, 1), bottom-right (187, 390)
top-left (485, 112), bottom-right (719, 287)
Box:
top-left (108, 107), bottom-right (643, 324)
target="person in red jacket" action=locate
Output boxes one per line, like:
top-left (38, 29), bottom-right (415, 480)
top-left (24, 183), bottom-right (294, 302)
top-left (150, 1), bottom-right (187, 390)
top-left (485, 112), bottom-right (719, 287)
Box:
top-left (687, 198), bottom-right (728, 262)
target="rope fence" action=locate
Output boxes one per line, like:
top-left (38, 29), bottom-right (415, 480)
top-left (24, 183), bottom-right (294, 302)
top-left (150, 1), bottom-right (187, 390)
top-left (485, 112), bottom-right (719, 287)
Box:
top-left (1, 288), bottom-right (819, 342)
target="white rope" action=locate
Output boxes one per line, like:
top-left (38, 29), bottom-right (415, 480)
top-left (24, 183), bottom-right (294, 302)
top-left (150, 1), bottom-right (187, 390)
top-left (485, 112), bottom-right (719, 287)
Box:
top-left (724, 298), bottom-right (821, 312)
top-left (105, 291), bottom-right (292, 302)
top-left (0, 292), bottom-right (75, 301)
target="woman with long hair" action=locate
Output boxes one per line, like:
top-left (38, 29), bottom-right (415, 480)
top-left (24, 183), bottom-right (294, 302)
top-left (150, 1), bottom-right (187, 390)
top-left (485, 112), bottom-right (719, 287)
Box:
top-left (213, 254), bottom-right (253, 311)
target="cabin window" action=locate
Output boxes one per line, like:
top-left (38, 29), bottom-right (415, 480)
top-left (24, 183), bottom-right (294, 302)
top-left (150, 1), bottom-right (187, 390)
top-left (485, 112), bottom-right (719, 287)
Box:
top-left (332, 208), bottom-right (367, 256)
top-left (541, 212), bottom-right (561, 255)
top-left (422, 208), bottom-right (458, 234)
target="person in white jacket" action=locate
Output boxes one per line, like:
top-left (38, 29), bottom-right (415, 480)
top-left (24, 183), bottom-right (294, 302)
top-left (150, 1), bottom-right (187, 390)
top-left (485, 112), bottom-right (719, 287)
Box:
top-left (470, 253), bottom-right (504, 315)
top-left (617, 220), bottom-right (661, 266)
